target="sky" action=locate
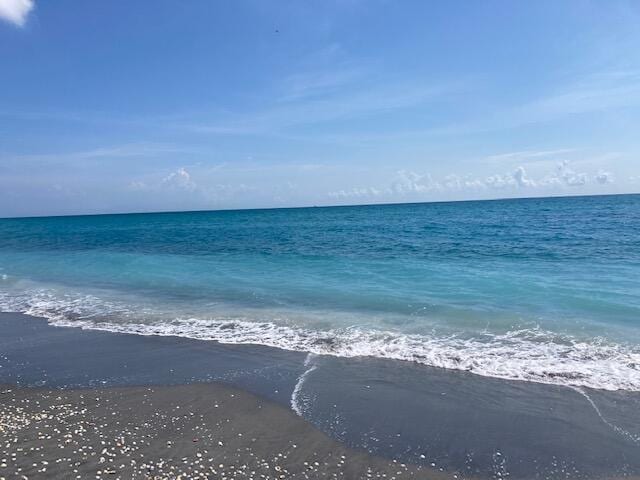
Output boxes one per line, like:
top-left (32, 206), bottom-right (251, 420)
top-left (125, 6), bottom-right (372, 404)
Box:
top-left (1, 0), bottom-right (640, 217)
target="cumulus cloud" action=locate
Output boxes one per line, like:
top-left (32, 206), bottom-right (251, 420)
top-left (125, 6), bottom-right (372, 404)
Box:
top-left (161, 167), bottom-right (196, 191)
top-left (483, 166), bottom-right (536, 189)
top-left (0, 0), bottom-right (34, 27)
top-left (329, 170), bottom-right (431, 199)
top-left (555, 160), bottom-right (587, 187)
top-left (127, 168), bottom-right (262, 209)
top-left (484, 173), bottom-right (512, 189)
top-left (327, 162), bottom-right (617, 202)
top-left (328, 187), bottom-right (383, 199)
top-left (595, 170), bottom-right (613, 185)
top-left (512, 166), bottom-right (535, 187)
top-left (127, 168), bottom-right (198, 193)
top-left (391, 170), bottom-right (431, 194)
top-left (484, 163), bottom-right (613, 190)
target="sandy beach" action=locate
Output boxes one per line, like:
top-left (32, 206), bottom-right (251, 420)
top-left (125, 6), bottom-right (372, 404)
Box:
top-left (3, 1), bottom-right (640, 477)
top-left (0, 382), bottom-right (446, 480)
top-left (1, 312), bottom-right (640, 479)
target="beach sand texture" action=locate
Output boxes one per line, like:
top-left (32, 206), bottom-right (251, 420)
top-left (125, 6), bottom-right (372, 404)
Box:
top-left (0, 383), bottom-right (450, 480)
top-left (2, 312), bottom-right (640, 479)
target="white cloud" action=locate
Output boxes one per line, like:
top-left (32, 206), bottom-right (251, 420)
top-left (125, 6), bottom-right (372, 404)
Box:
top-left (555, 160), bottom-right (587, 187)
top-left (1, 143), bottom-right (187, 172)
top-left (280, 68), bottom-right (364, 102)
top-left (595, 170), bottom-right (613, 185)
top-left (391, 170), bottom-right (430, 194)
top-left (0, 0), bottom-right (34, 27)
top-left (161, 167), bottom-right (196, 191)
top-left (186, 80), bottom-right (459, 138)
top-left (328, 186), bottom-right (383, 199)
top-left (484, 173), bottom-right (513, 189)
top-left (128, 168), bottom-right (198, 193)
top-left (327, 162), bottom-right (619, 203)
top-left (483, 166), bottom-right (536, 189)
top-left (486, 149), bottom-right (576, 164)
top-left (512, 166), bottom-right (535, 187)
top-left (427, 70), bottom-right (640, 138)
top-left (129, 167), bottom-right (262, 205)
top-left (328, 170), bottom-right (435, 199)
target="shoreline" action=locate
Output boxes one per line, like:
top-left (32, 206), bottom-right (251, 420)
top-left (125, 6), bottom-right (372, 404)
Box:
top-left (2, 312), bottom-right (640, 479)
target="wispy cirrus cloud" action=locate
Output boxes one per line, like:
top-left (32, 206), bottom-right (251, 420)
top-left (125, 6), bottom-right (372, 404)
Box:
top-left (525, 70), bottom-right (640, 118)
top-left (0, 143), bottom-right (189, 171)
top-left (485, 148), bottom-right (577, 164)
top-left (431, 70), bottom-right (640, 137)
top-left (184, 76), bottom-right (464, 137)
top-left (278, 68), bottom-right (366, 102)
top-left (50, 143), bottom-right (186, 161)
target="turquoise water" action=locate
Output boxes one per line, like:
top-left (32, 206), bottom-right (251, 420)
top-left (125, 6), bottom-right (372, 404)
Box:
top-left (1, 195), bottom-right (639, 390)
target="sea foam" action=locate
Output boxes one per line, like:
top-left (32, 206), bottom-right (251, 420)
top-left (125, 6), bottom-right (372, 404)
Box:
top-left (2, 286), bottom-right (639, 392)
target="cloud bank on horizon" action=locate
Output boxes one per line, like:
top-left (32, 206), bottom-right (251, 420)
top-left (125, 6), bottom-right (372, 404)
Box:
top-left (0, 0), bottom-right (639, 216)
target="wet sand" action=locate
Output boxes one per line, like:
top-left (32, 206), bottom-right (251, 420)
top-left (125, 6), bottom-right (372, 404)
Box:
top-left (2, 312), bottom-right (640, 479)
top-left (0, 383), bottom-right (445, 480)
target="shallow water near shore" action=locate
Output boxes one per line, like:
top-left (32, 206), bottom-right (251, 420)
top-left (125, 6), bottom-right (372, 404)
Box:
top-left (2, 195), bottom-right (640, 478)
top-left (1, 195), bottom-right (640, 392)
top-left (2, 313), bottom-right (639, 479)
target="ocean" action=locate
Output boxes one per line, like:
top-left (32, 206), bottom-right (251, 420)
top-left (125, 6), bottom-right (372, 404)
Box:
top-left (1, 194), bottom-right (639, 392)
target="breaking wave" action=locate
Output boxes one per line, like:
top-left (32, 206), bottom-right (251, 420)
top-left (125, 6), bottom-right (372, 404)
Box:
top-left (1, 285), bottom-right (639, 392)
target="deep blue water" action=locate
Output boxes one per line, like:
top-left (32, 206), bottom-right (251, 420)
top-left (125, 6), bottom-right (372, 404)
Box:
top-left (1, 194), bottom-right (639, 390)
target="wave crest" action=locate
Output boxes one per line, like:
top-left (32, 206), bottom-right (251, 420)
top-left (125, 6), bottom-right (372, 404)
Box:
top-left (2, 286), bottom-right (639, 392)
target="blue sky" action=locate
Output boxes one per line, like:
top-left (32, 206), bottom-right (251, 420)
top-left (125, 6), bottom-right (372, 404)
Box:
top-left (1, 0), bottom-right (639, 216)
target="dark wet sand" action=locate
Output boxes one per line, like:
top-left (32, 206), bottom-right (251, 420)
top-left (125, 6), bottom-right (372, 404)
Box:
top-left (2, 312), bottom-right (640, 479)
top-left (0, 383), bottom-right (448, 480)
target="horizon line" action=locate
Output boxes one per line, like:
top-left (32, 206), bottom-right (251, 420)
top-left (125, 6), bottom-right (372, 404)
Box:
top-left (1, 191), bottom-right (638, 220)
